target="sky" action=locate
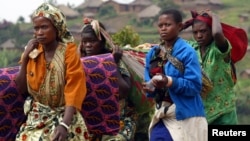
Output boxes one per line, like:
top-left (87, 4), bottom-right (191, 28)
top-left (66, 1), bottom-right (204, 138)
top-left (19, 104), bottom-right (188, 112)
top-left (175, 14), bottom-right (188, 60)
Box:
top-left (0, 0), bottom-right (134, 23)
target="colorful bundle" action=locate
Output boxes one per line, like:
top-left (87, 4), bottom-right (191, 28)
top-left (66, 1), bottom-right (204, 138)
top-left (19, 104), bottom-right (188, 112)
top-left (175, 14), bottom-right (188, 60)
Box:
top-left (122, 43), bottom-right (155, 114)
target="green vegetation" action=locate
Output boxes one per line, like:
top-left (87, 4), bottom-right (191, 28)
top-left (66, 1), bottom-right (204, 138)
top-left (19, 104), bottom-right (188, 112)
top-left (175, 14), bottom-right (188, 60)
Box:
top-left (234, 53), bottom-right (250, 124)
top-left (97, 5), bottom-right (117, 19)
top-left (0, 48), bottom-right (21, 67)
top-left (112, 25), bottom-right (141, 47)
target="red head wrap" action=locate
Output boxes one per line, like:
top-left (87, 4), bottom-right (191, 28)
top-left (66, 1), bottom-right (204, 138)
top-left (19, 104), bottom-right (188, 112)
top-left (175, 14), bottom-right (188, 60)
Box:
top-left (183, 11), bottom-right (248, 63)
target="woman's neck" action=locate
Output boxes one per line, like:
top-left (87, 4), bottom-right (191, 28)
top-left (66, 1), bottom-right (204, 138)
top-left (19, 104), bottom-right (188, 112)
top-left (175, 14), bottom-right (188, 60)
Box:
top-left (43, 41), bottom-right (58, 52)
top-left (163, 37), bottom-right (178, 49)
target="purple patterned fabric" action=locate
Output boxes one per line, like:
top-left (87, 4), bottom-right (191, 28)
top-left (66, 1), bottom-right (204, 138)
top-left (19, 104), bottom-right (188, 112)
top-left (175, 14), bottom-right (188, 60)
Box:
top-left (0, 66), bottom-right (27, 141)
top-left (0, 53), bottom-right (119, 140)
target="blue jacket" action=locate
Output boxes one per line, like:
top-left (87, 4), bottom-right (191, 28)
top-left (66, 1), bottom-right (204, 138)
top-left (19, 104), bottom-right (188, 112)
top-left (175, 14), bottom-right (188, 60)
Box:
top-left (144, 37), bottom-right (205, 120)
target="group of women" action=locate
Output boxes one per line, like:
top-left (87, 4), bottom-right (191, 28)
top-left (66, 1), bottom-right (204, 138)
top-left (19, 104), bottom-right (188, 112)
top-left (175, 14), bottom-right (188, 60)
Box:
top-left (14, 2), bottom-right (239, 141)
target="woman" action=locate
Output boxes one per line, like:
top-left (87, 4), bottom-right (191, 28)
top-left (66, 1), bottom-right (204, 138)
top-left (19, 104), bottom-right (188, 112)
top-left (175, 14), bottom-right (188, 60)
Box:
top-left (15, 3), bottom-right (89, 141)
top-left (183, 10), bottom-right (238, 125)
top-left (79, 18), bottom-right (137, 141)
top-left (142, 9), bottom-right (208, 141)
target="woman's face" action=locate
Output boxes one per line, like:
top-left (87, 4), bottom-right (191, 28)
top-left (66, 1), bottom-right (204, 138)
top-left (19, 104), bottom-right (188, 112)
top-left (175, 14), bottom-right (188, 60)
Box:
top-left (80, 32), bottom-right (102, 56)
top-left (192, 21), bottom-right (213, 47)
top-left (157, 14), bottom-right (181, 42)
top-left (32, 16), bottom-right (57, 45)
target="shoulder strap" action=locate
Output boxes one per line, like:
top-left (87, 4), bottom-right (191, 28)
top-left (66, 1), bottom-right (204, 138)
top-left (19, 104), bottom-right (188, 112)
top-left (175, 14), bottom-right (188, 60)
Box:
top-left (159, 45), bottom-right (184, 73)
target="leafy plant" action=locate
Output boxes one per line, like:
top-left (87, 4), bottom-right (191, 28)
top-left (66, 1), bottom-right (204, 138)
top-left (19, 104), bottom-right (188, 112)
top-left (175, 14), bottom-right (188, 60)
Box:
top-left (111, 25), bottom-right (141, 47)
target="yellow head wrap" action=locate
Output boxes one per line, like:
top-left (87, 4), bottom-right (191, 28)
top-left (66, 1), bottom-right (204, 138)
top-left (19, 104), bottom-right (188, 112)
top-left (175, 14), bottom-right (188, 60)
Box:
top-left (32, 3), bottom-right (74, 43)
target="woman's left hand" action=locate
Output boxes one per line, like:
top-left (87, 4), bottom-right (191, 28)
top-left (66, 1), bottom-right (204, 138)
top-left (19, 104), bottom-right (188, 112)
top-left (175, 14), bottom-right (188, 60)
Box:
top-left (50, 125), bottom-right (68, 141)
top-left (112, 45), bottom-right (123, 64)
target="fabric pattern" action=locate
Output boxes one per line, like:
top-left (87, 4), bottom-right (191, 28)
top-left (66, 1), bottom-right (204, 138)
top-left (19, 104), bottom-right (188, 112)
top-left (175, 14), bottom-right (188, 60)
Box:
top-left (0, 66), bottom-right (27, 141)
top-left (81, 53), bottom-right (120, 135)
top-left (27, 43), bottom-right (67, 108)
top-left (189, 40), bottom-right (237, 124)
top-left (16, 42), bottom-right (89, 141)
top-left (15, 101), bottom-right (89, 141)
top-left (0, 53), bottom-right (120, 140)
top-left (122, 48), bottom-right (155, 114)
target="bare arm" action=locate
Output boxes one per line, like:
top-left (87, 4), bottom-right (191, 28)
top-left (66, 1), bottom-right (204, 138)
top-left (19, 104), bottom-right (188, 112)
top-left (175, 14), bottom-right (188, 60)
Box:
top-left (210, 11), bottom-right (229, 53)
top-left (117, 70), bottom-right (131, 99)
top-left (62, 106), bottom-right (76, 126)
top-left (112, 45), bottom-right (132, 99)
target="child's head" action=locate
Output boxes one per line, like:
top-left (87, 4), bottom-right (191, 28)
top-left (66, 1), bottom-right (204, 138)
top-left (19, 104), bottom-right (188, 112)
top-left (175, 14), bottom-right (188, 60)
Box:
top-left (79, 19), bottom-right (109, 56)
top-left (157, 9), bottom-right (183, 42)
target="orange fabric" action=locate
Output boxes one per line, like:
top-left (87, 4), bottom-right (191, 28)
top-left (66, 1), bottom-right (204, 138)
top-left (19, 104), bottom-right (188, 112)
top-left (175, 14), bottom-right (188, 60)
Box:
top-left (26, 45), bottom-right (46, 91)
top-left (26, 43), bottom-right (86, 110)
top-left (64, 43), bottom-right (87, 110)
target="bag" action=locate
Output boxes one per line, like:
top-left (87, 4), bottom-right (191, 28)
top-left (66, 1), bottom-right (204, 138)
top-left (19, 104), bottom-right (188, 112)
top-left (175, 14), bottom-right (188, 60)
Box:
top-left (221, 23), bottom-right (248, 63)
top-left (220, 23), bottom-right (248, 84)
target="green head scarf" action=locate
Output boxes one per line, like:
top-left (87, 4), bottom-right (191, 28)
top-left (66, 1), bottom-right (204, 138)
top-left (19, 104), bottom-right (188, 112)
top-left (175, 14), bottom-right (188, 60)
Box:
top-left (32, 2), bottom-right (74, 43)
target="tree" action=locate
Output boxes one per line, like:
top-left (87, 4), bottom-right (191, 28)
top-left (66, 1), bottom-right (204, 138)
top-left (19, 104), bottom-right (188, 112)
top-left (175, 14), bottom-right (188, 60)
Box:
top-left (97, 5), bottom-right (117, 19)
top-left (17, 16), bottom-right (25, 23)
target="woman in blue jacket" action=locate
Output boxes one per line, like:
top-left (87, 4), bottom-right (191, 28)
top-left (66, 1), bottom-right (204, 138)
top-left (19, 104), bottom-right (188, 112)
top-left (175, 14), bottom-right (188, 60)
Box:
top-left (142, 9), bottom-right (208, 141)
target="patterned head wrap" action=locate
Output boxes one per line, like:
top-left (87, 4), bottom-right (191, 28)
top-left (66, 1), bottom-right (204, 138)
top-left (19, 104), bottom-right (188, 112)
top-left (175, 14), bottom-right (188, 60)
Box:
top-left (32, 2), bottom-right (74, 43)
top-left (81, 18), bottom-right (115, 49)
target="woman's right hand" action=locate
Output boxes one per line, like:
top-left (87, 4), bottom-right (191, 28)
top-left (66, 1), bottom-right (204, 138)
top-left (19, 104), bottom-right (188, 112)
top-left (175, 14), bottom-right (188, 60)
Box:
top-left (23, 38), bottom-right (39, 59)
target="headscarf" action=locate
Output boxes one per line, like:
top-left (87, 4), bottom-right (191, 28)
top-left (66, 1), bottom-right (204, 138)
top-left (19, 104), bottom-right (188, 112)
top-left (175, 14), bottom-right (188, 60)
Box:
top-left (32, 2), bottom-right (74, 43)
top-left (182, 10), bottom-right (212, 30)
top-left (81, 18), bottom-right (115, 49)
top-left (182, 10), bottom-right (248, 63)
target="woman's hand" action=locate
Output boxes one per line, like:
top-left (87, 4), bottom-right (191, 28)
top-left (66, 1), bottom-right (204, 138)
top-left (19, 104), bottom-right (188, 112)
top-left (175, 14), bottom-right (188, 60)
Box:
top-left (199, 9), bottom-right (212, 17)
top-left (23, 39), bottom-right (39, 60)
top-left (112, 45), bottom-right (123, 64)
top-left (152, 73), bottom-right (168, 89)
top-left (25, 39), bottom-right (39, 54)
top-left (142, 82), bottom-right (155, 93)
top-left (50, 125), bottom-right (68, 141)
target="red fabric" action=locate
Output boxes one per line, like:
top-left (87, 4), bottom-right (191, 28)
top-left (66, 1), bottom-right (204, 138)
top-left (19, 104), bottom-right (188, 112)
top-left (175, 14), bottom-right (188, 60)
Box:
top-left (196, 16), bottom-right (212, 27)
top-left (221, 23), bottom-right (248, 63)
top-left (193, 15), bottom-right (248, 63)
